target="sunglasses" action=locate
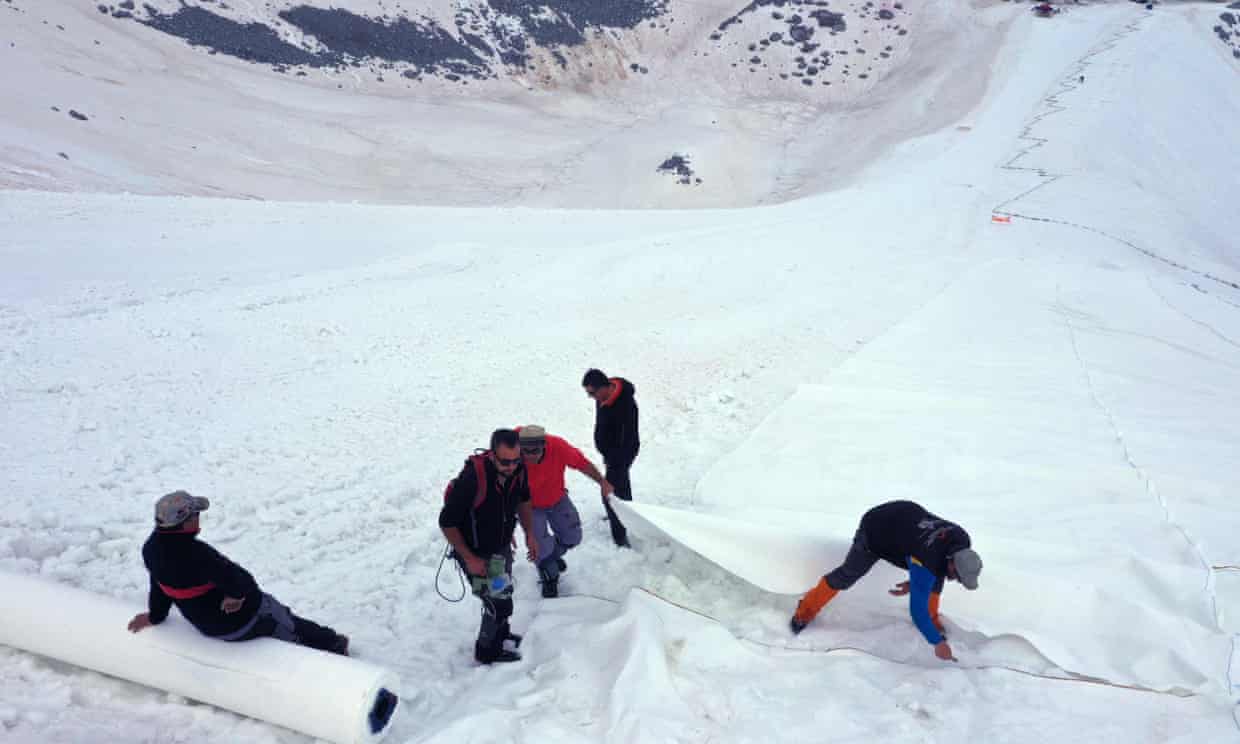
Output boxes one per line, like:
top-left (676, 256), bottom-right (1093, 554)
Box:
top-left (495, 456), bottom-right (522, 466)
top-left (520, 443), bottom-right (545, 454)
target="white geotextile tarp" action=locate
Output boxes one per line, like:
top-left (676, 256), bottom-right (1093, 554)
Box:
top-left (619, 500), bottom-right (1231, 696)
top-left (625, 259), bottom-right (1239, 698)
top-left (0, 571), bottom-right (399, 743)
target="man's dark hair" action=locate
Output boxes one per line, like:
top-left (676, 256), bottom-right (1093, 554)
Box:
top-left (582, 369), bottom-right (608, 388)
top-left (490, 428), bottom-right (520, 450)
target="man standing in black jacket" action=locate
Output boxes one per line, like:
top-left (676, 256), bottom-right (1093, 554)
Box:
top-left (440, 429), bottom-right (539, 664)
top-left (582, 368), bottom-right (640, 548)
top-left (127, 491), bottom-right (348, 656)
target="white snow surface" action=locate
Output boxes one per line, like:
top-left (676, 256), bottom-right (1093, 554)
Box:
top-left (3, 0), bottom-right (1240, 742)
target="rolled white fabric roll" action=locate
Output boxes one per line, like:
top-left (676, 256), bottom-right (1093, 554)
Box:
top-left (0, 570), bottom-right (399, 743)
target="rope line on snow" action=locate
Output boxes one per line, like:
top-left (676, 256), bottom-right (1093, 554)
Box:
top-left (1144, 275), bottom-right (1240, 353)
top-left (988, 10), bottom-right (1239, 729)
top-left (1057, 282), bottom-right (1223, 629)
top-left (991, 14), bottom-right (1240, 297)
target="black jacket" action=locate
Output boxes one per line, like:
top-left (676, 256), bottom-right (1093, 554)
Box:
top-left (141, 529), bottom-right (264, 637)
top-left (593, 377), bottom-right (640, 463)
top-left (860, 500), bottom-right (971, 591)
top-left (439, 456), bottom-right (530, 556)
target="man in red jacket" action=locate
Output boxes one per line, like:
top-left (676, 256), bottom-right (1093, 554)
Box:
top-left (517, 425), bottom-right (612, 598)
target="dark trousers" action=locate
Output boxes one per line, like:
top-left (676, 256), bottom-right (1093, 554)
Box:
top-left (456, 551), bottom-right (514, 662)
top-left (227, 593), bottom-right (340, 651)
top-left (603, 457), bottom-right (635, 546)
top-left (824, 528), bottom-right (880, 590)
top-left (533, 497), bottom-right (582, 581)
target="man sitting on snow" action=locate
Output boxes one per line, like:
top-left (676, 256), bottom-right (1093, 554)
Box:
top-left (789, 500), bottom-right (982, 661)
top-left (127, 490), bottom-right (349, 656)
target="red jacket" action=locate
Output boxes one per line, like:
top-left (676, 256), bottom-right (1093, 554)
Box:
top-left (523, 434), bottom-right (593, 509)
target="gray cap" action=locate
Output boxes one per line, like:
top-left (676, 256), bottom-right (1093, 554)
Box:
top-left (518, 425), bottom-right (547, 443)
top-left (952, 548), bottom-right (982, 590)
top-left (155, 490), bottom-right (210, 528)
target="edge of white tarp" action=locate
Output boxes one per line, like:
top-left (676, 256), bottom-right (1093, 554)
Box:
top-left (617, 500), bottom-right (1234, 698)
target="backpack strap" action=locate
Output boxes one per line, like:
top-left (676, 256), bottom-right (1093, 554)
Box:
top-left (469, 453), bottom-right (488, 510)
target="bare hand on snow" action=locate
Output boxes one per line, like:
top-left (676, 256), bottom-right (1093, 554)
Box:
top-left (935, 641), bottom-right (957, 662)
top-left (127, 612), bottom-right (152, 633)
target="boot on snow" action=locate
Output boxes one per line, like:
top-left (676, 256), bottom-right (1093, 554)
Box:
top-left (330, 634), bottom-right (350, 656)
top-left (476, 644), bottom-right (522, 664)
top-left (538, 566), bottom-right (559, 599)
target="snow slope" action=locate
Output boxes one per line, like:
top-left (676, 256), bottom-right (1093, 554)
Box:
top-left (1, 0), bottom-right (1005, 207)
top-left (2, 1), bottom-right (1240, 742)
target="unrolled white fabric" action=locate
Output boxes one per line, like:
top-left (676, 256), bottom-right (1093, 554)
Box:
top-left (0, 570), bottom-right (399, 743)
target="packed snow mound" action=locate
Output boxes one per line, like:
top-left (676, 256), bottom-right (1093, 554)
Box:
top-left (1, 0), bottom-right (1010, 206)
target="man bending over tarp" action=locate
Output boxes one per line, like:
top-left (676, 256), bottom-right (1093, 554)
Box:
top-left (789, 500), bottom-right (982, 661)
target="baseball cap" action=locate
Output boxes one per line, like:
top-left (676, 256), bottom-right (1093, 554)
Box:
top-left (518, 425), bottom-right (547, 444)
top-left (155, 490), bottom-right (210, 528)
top-left (952, 548), bottom-right (982, 590)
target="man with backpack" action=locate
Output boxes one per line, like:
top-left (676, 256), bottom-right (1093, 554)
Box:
top-left (788, 500), bottom-right (982, 661)
top-left (439, 429), bottom-right (539, 664)
top-left (582, 369), bottom-right (640, 548)
top-left (516, 425), bottom-right (612, 598)
top-left (127, 491), bottom-right (349, 656)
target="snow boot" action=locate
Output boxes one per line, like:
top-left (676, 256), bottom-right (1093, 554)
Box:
top-left (476, 644), bottom-right (522, 664)
top-left (538, 564), bottom-right (560, 599)
top-left (790, 578), bottom-right (839, 634)
top-left (539, 567), bottom-right (559, 599)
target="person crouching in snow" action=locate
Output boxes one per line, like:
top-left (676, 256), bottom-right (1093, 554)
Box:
top-left (516, 425), bottom-right (613, 598)
top-left (128, 490), bottom-right (349, 656)
top-left (440, 429), bottom-right (539, 664)
top-left (789, 500), bottom-right (982, 661)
